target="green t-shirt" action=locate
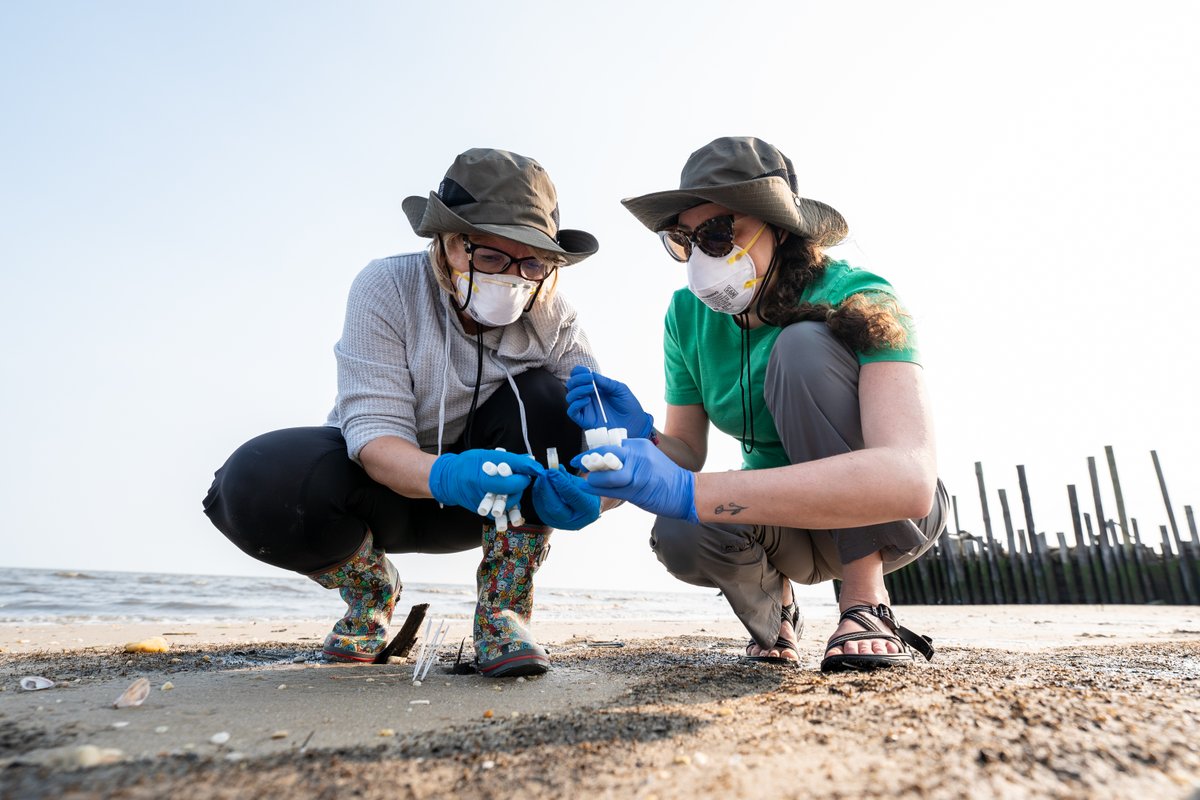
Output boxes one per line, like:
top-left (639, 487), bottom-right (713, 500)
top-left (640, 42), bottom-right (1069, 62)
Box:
top-left (663, 260), bottom-right (919, 471)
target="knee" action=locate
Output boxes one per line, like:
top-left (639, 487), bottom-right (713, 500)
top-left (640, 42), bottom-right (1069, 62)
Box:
top-left (768, 321), bottom-right (857, 388)
top-left (651, 516), bottom-right (739, 581)
top-left (649, 516), bottom-right (696, 575)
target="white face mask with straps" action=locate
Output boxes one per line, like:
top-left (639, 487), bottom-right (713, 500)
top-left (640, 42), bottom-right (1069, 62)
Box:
top-left (685, 222), bottom-right (768, 315)
top-left (454, 271), bottom-right (537, 327)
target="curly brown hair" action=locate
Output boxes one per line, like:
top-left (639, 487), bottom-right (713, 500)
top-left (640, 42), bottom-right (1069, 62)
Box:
top-left (755, 232), bottom-right (910, 353)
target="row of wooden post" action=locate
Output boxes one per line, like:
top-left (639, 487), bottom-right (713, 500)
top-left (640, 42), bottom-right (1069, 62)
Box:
top-left (883, 447), bottom-right (1200, 605)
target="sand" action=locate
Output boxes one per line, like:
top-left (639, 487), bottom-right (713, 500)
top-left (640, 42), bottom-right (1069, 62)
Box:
top-left (2, 606), bottom-right (1199, 799)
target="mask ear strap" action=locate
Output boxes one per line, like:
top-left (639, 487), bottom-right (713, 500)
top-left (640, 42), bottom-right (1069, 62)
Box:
top-left (727, 222), bottom-right (768, 264)
top-left (444, 235), bottom-right (476, 312)
top-left (751, 227), bottom-right (785, 323)
top-left (524, 278), bottom-right (545, 312)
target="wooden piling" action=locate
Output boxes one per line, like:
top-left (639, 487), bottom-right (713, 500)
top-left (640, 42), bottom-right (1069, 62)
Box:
top-left (998, 489), bottom-right (1028, 603)
top-left (1152, 451), bottom-right (1199, 604)
top-left (1067, 485), bottom-right (1100, 603)
top-left (1128, 517), bottom-right (1157, 603)
top-left (1160, 526), bottom-right (1186, 604)
top-left (1017, 465), bottom-right (1054, 603)
top-left (1085, 512), bottom-right (1120, 603)
top-left (975, 462), bottom-right (1008, 603)
top-left (1105, 446), bottom-right (1145, 603)
top-left (1055, 531), bottom-right (1079, 602)
top-left (1088, 457), bottom-right (1131, 602)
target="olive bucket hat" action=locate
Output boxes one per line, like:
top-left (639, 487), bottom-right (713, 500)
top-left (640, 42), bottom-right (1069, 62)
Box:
top-left (621, 136), bottom-right (848, 248)
top-left (402, 148), bottom-right (598, 265)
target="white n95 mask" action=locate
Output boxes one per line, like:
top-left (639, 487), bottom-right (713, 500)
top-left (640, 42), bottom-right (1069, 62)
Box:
top-left (686, 223), bottom-right (767, 315)
top-left (454, 272), bottom-right (537, 327)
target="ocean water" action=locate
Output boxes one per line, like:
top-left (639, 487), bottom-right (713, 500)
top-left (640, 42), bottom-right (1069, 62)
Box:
top-left (0, 566), bottom-right (835, 625)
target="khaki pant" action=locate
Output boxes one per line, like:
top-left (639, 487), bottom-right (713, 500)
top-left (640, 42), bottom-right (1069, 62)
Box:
top-left (650, 322), bottom-right (948, 648)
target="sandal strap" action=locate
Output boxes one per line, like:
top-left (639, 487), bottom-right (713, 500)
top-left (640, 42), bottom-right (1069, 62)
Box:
top-left (831, 603), bottom-right (934, 662)
top-left (781, 600), bottom-right (800, 628)
top-left (825, 630), bottom-right (903, 651)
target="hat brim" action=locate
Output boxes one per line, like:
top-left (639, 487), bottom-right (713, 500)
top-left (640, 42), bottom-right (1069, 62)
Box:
top-left (621, 177), bottom-right (847, 248)
top-left (402, 193), bottom-right (598, 266)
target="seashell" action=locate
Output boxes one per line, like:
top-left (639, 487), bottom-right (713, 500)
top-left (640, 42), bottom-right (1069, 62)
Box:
top-left (111, 721), bottom-right (130, 729)
top-left (210, 732), bottom-right (230, 745)
top-left (482, 709), bottom-right (494, 719)
top-left (112, 677), bottom-right (150, 708)
top-left (123, 637), bottom-right (169, 654)
top-left (409, 699), bottom-right (430, 705)
top-left (270, 730), bottom-right (288, 739)
top-left (378, 728), bottom-right (395, 737)
top-left (20, 676), bottom-right (55, 691)
top-left (155, 726), bottom-right (169, 734)
top-left (160, 681), bottom-right (174, 691)
top-left (50, 745), bottom-right (125, 768)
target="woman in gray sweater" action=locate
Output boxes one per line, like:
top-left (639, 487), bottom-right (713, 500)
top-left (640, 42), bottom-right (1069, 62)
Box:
top-left (203, 149), bottom-right (603, 677)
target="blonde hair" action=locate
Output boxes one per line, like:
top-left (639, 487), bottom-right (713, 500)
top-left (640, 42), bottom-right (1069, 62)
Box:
top-left (427, 233), bottom-right (562, 303)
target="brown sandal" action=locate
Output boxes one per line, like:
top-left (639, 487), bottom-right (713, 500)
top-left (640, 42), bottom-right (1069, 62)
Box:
top-left (820, 603), bottom-right (933, 673)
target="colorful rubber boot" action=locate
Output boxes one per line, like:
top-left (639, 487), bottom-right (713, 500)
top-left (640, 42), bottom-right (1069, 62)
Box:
top-left (474, 523), bottom-right (552, 677)
top-left (308, 533), bottom-right (400, 662)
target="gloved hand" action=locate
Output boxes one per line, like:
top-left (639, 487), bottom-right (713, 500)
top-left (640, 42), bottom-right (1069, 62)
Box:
top-left (565, 366), bottom-right (654, 439)
top-left (531, 467), bottom-right (601, 531)
top-left (428, 450), bottom-right (542, 513)
top-left (571, 439), bottom-right (698, 523)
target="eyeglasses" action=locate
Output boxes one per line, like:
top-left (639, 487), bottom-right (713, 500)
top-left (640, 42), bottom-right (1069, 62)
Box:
top-left (659, 214), bottom-right (736, 262)
top-left (464, 240), bottom-right (557, 281)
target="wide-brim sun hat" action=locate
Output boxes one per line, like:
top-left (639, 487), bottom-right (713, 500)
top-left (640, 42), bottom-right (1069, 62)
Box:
top-left (621, 136), bottom-right (848, 248)
top-left (402, 148), bottom-right (598, 266)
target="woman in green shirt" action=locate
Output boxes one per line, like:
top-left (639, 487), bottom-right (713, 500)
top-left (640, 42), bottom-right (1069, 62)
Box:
top-left (567, 137), bottom-right (947, 671)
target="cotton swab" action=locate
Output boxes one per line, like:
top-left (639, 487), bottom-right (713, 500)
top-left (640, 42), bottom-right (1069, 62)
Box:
top-left (412, 617), bottom-right (433, 684)
top-left (419, 622), bottom-right (448, 681)
top-left (590, 373), bottom-right (608, 426)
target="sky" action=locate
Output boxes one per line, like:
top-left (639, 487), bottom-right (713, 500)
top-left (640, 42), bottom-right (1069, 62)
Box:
top-left (2, 1), bottom-right (1199, 600)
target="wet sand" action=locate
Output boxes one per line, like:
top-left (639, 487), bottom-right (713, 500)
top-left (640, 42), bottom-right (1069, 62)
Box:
top-left (2, 606), bottom-right (1199, 799)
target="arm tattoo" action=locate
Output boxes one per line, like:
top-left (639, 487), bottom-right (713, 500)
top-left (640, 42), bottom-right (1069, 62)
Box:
top-left (714, 501), bottom-right (748, 516)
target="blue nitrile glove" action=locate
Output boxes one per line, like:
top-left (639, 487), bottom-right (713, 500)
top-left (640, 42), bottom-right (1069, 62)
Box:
top-left (428, 450), bottom-right (542, 513)
top-left (531, 467), bottom-right (602, 531)
top-left (571, 439), bottom-right (698, 523)
top-left (565, 365), bottom-right (654, 439)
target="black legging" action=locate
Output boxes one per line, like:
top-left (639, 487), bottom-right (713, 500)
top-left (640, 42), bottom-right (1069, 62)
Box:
top-left (202, 368), bottom-right (583, 574)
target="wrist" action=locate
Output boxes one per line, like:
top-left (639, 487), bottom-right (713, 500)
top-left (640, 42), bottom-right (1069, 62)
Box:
top-left (427, 453), bottom-right (454, 504)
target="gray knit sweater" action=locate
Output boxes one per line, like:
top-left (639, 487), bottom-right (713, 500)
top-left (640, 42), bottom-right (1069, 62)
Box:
top-left (325, 252), bottom-right (600, 462)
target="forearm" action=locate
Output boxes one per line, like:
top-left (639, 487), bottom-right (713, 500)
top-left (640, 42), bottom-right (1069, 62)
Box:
top-left (653, 431), bottom-right (705, 472)
top-left (692, 447), bottom-right (938, 529)
top-left (359, 436), bottom-right (438, 499)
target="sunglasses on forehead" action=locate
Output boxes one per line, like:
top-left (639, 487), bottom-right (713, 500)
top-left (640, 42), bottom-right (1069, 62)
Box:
top-left (659, 214), bottom-right (737, 262)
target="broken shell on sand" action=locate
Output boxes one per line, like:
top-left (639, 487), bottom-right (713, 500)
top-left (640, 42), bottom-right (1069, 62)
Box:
top-left (20, 676), bottom-right (55, 691)
top-left (123, 637), bottom-right (170, 654)
top-left (112, 677), bottom-right (150, 708)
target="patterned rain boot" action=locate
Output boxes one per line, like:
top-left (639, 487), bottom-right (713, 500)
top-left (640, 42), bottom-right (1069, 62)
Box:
top-left (307, 533), bottom-right (401, 663)
top-left (474, 523), bottom-right (552, 678)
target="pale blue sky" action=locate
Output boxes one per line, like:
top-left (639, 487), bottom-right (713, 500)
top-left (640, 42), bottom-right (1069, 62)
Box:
top-left (2, 2), bottom-right (1198, 596)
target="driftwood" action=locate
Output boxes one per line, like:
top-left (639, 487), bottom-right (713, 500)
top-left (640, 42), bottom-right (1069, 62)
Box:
top-left (372, 603), bottom-right (430, 664)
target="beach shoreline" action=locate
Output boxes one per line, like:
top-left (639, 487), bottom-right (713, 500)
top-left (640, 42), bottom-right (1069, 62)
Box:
top-left (3, 606), bottom-right (1199, 798)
